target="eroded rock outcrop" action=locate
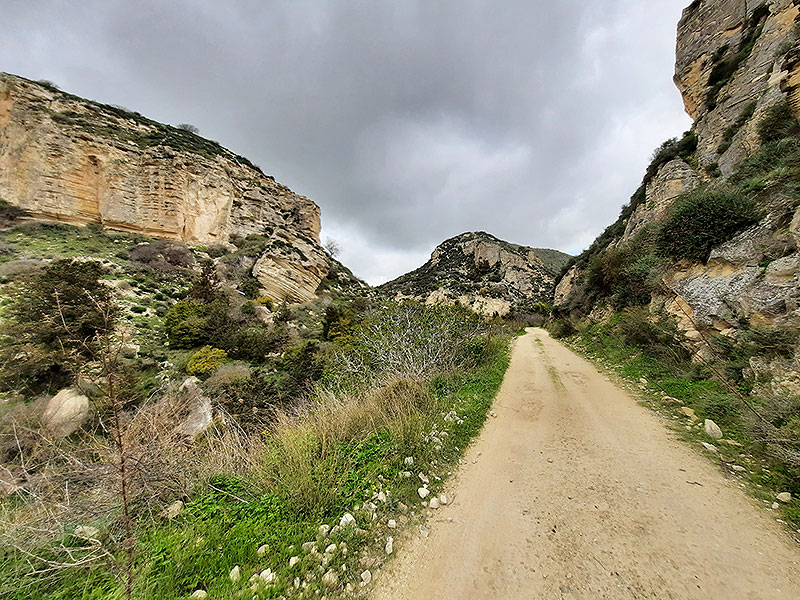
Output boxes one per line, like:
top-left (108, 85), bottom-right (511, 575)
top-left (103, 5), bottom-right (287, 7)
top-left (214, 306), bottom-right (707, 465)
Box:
top-left (675, 0), bottom-right (800, 175)
top-left (622, 159), bottom-right (702, 242)
top-left (380, 232), bottom-right (570, 317)
top-left (0, 73), bottom-right (330, 302)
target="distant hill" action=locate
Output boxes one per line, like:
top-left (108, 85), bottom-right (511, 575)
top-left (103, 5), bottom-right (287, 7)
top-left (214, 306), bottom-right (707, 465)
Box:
top-left (379, 231), bottom-right (571, 316)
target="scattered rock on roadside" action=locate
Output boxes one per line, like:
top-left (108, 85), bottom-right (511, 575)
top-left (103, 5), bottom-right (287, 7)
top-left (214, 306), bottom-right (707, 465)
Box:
top-left (322, 569), bottom-right (339, 588)
top-left (419, 524), bottom-right (429, 538)
top-left (229, 565), bottom-right (240, 582)
top-left (361, 569), bottom-right (372, 584)
top-left (777, 492), bottom-right (792, 503)
top-left (190, 591), bottom-right (207, 599)
top-left (680, 406), bottom-right (697, 421)
top-left (340, 513), bottom-right (356, 527)
top-left (385, 536), bottom-right (394, 555)
top-left (418, 487), bottom-right (430, 499)
top-left (704, 419), bottom-right (723, 439)
top-left (257, 543), bottom-right (269, 557)
top-left (701, 442), bottom-right (718, 454)
top-left (439, 493), bottom-right (448, 505)
top-left (387, 519), bottom-right (397, 529)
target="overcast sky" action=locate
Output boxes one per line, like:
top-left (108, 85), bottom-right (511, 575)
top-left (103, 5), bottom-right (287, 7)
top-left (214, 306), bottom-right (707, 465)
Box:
top-left (3, 0), bottom-right (692, 284)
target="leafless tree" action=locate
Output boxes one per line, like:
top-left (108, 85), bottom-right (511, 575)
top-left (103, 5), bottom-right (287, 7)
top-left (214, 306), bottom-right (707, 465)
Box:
top-left (323, 237), bottom-right (342, 258)
top-left (177, 123), bottom-right (199, 134)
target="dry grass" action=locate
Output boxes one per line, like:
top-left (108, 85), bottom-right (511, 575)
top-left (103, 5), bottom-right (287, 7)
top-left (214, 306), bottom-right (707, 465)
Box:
top-left (257, 378), bottom-right (437, 514)
top-left (0, 383), bottom-right (260, 567)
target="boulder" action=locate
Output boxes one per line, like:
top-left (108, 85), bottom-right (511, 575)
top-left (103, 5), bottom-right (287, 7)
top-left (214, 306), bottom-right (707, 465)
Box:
top-left (776, 492), bottom-right (792, 503)
top-left (679, 406), bottom-right (697, 421)
top-left (178, 396), bottom-right (213, 438)
top-left (704, 419), bottom-right (723, 440)
top-left (42, 388), bottom-right (90, 437)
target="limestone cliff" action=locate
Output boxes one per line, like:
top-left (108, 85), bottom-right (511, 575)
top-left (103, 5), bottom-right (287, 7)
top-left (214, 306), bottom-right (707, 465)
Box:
top-left (0, 73), bottom-right (330, 302)
top-left (675, 0), bottom-right (800, 175)
top-left (380, 232), bottom-right (570, 317)
top-left (554, 0), bottom-right (800, 396)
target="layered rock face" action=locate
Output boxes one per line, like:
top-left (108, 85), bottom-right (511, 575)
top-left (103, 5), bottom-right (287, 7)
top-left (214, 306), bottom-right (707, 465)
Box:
top-left (380, 232), bottom-right (571, 317)
top-left (675, 0), bottom-right (800, 175)
top-left (554, 0), bottom-right (800, 395)
top-left (0, 74), bottom-right (329, 302)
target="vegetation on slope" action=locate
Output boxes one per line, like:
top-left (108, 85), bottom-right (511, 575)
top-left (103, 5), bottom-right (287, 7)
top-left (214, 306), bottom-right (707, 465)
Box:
top-left (0, 219), bottom-right (515, 598)
top-left (557, 102), bottom-right (800, 311)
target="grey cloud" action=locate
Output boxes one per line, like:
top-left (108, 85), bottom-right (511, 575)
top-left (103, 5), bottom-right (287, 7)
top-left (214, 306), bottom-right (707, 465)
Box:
top-left (1, 0), bottom-right (692, 283)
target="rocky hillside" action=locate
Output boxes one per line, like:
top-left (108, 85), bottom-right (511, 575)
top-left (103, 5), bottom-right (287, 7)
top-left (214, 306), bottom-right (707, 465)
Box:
top-left (554, 0), bottom-right (800, 395)
top-left (0, 73), bottom-right (333, 302)
top-left (380, 232), bottom-right (570, 317)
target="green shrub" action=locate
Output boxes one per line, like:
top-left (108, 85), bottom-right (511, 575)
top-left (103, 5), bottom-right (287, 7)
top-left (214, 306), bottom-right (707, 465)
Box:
top-left (164, 300), bottom-right (208, 348)
top-left (656, 189), bottom-right (760, 262)
top-left (255, 296), bottom-right (275, 311)
top-left (644, 131), bottom-right (698, 184)
top-left (0, 259), bottom-right (115, 390)
top-left (758, 101), bottom-right (800, 143)
top-left (186, 346), bottom-right (228, 375)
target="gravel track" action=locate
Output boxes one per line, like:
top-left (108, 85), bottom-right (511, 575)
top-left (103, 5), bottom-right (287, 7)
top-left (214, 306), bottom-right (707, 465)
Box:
top-left (370, 327), bottom-right (800, 599)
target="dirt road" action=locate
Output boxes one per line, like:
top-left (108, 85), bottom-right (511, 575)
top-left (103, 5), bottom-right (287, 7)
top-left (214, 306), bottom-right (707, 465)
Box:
top-left (371, 328), bottom-right (800, 599)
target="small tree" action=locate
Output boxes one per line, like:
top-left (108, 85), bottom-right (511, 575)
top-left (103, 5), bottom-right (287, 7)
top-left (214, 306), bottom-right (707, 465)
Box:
top-left (177, 123), bottom-right (199, 134)
top-left (323, 237), bottom-right (341, 258)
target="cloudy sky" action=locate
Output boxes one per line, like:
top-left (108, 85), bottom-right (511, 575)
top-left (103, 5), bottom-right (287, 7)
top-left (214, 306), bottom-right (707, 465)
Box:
top-left (3, 0), bottom-right (692, 284)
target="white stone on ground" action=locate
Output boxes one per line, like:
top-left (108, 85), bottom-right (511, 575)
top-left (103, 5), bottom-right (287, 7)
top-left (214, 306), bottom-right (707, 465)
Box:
top-left (339, 513), bottom-right (356, 527)
top-left (361, 569), bottom-right (373, 584)
top-left (385, 536), bottom-right (394, 554)
top-left (161, 500), bottom-right (184, 520)
top-left (74, 525), bottom-right (99, 539)
top-left (229, 565), bottom-right (240, 582)
top-left (777, 492), bottom-right (792, 503)
top-left (322, 569), bottom-right (339, 588)
top-left (387, 519), bottom-right (397, 528)
top-left (418, 487), bottom-right (430, 499)
top-left (704, 419), bottom-right (723, 439)
top-left (439, 493), bottom-right (448, 505)
top-left (190, 591), bottom-right (207, 599)
top-left (289, 556), bottom-right (299, 567)
top-left (701, 441), bottom-right (718, 453)
top-left (257, 543), bottom-right (269, 557)
top-left (429, 497), bottom-right (440, 509)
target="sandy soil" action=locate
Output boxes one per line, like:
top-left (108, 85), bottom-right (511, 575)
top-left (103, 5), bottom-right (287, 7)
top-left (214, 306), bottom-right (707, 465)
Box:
top-left (370, 328), bottom-right (800, 599)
